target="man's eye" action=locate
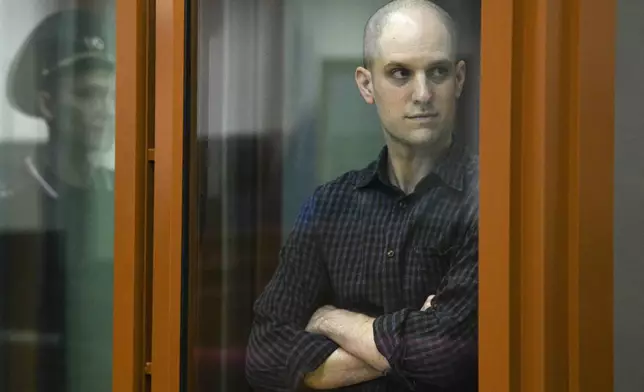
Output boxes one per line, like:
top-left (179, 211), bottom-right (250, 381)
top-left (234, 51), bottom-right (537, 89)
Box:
top-left (390, 68), bottom-right (410, 79)
top-left (430, 67), bottom-right (449, 79)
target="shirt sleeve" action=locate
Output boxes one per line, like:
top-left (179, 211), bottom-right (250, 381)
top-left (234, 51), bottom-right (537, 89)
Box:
top-left (246, 191), bottom-right (339, 392)
top-left (373, 215), bottom-right (479, 390)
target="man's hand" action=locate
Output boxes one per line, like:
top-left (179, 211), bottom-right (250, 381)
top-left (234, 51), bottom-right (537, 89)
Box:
top-left (303, 348), bottom-right (383, 389)
top-left (304, 305), bottom-right (383, 389)
top-left (421, 294), bottom-right (436, 311)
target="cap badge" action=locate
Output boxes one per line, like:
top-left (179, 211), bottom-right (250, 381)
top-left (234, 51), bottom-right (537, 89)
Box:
top-left (84, 36), bottom-right (105, 51)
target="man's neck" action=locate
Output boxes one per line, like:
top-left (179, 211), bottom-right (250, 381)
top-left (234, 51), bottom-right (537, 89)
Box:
top-left (385, 134), bottom-right (452, 194)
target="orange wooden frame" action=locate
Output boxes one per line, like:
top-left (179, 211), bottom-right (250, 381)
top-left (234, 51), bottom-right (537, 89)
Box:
top-left (114, 0), bottom-right (153, 391)
top-left (151, 0), bottom-right (186, 391)
top-left (146, 0), bottom-right (617, 391)
top-left (479, 0), bottom-right (615, 392)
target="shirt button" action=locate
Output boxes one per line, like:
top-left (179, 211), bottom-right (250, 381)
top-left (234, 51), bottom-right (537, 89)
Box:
top-left (386, 249), bottom-right (395, 258)
top-left (398, 201), bottom-right (406, 209)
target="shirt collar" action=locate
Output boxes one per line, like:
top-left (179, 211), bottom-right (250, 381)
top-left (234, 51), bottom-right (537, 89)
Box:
top-left (355, 141), bottom-right (469, 192)
top-left (23, 155), bottom-right (114, 198)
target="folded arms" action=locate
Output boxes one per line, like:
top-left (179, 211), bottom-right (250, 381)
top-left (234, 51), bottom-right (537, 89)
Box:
top-left (245, 195), bottom-right (478, 391)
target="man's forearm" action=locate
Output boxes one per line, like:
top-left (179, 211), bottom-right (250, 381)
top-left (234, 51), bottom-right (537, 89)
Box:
top-left (317, 309), bottom-right (390, 372)
top-left (303, 347), bottom-right (383, 389)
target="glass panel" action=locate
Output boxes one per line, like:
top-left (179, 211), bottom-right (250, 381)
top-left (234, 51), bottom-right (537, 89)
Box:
top-left (0, 3), bottom-right (115, 392)
top-left (614, 0), bottom-right (644, 391)
top-left (189, 0), bottom-right (480, 391)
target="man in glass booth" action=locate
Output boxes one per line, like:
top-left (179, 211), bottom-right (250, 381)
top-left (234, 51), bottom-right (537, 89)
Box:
top-left (0, 8), bottom-right (115, 392)
top-left (247, 0), bottom-right (478, 391)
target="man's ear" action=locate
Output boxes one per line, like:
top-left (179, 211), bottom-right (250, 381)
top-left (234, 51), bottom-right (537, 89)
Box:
top-left (455, 60), bottom-right (466, 99)
top-left (355, 66), bottom-right (375, 104)
top-left (38, 91), bottom-right (54, 121)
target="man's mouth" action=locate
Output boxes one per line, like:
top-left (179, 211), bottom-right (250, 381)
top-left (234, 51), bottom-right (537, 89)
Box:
top-left (406, 113), bottom-right (439, 119)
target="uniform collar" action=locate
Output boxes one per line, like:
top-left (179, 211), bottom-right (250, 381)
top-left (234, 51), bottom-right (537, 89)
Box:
top-left (25, 156), bottom-right (59, 199)
top-left (24, 155), bottom-right (114, 199)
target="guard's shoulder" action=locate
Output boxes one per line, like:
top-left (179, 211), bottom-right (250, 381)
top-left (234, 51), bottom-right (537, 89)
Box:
top-left (0, 178), bottom-right (35, 202)
top-left (0, 164), bottom-right (45, 202)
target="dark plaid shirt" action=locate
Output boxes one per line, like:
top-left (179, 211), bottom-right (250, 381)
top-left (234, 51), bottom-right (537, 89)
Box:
top-left (246, 142), bottom-right (479, 391)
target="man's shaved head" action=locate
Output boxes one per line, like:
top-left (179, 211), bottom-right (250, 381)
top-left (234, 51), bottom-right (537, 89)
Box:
top-left (354, 0), bottom-right (466, 152)
top-left (363, 0), bottom-right (458, 69)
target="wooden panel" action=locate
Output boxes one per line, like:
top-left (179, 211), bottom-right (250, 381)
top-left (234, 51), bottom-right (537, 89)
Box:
top-left (568, 0), bottom-right (615, 390)
top-left (113, 0), bottom-right (151, 391)
top-left (479, 0), bottom-right (615, 391)
top-left (515, 0), bottom-right (568, 390)
top-left (478, 0), bottom-right (516, 388)
top-left (151, 0), bottom-right (185, 391)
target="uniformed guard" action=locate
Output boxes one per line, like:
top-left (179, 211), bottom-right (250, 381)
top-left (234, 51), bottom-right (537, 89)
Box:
top-left (0, 8), bottom-right (115, 392)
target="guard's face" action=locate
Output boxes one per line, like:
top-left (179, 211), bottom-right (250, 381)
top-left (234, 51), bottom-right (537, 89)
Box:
top-left (48, 67), bottom-right (115, 152)
top-left (356, 11), bottom-right (465, 149)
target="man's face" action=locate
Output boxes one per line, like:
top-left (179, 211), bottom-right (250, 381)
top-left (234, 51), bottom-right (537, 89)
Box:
top-left (357, 10), bottom-right (465, 149)
top-left (47, 66), bottom-right (116, 152)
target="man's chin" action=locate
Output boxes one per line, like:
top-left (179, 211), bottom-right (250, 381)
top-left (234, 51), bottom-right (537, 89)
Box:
top-left (403, 128), bottom-right (447, 146)
top-left (384, 126), bottom-right (451, 150)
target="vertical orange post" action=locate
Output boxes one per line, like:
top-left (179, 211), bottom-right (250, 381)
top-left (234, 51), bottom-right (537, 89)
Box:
top-left (478, 0), bottom-right (516, 389)
top-left (114, 0), bottom-right (151, 391)
top-left (567, 0), bottom-right (615, 390)
top-left (151, 0), bottom-right (185, 391)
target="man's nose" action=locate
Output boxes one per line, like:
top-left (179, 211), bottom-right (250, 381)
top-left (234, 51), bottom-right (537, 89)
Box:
top-left (412, 75), bottom-right (432, 103)
top-left (91, 95), bottom-right (115, 118)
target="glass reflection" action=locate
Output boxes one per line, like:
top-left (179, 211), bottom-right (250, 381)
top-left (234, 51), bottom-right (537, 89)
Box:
top-left (614, 0), bottom-right (644, 391)
top-left (0, 4), bottom-right (115, 392)
top-left (190, 0), bottom-right (480, 391)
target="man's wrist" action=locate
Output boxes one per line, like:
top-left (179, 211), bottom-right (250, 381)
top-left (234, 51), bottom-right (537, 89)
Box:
top-left (316, 307), bottom-right (339, 336)
top-left (317, 309), bottom-right (390, 373)
top-left (307, 305), bottom-right (337, 335)
top-left (318, 309), bottom-right (373, 344)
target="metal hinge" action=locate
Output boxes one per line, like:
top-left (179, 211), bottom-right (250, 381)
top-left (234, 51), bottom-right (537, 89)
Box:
top-left (144, 362), bottom-right (152, 375)
top-left (147, 148), bottom-right (155, 162)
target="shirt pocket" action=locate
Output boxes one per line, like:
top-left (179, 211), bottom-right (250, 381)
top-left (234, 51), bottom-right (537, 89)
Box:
top-left (404, 244), bottom-right (453, 309)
